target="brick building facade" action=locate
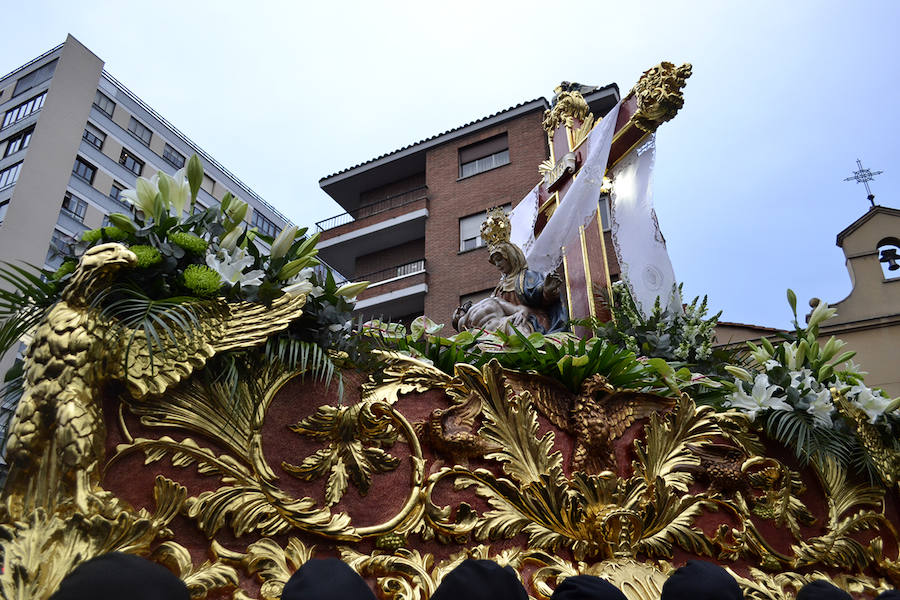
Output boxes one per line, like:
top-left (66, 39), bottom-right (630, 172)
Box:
top-left (317, 85), bottom-right (619, 327)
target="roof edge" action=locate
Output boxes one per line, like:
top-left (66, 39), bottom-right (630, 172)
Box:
top-left (319, 97), bottom-right (550, 188)
top-left (835, 205), bottom-right (900, 247)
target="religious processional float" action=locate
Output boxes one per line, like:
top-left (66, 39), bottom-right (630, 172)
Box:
top-left (0, 62), bottom-right (899, 600)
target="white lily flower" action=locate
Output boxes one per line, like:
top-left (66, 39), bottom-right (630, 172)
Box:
top-left (849, 385), bottom-right (892, 424)
top-left (807, 300), bottom-right (838, 329)
top-left (219, 227), bottom-right (244, 252)
top-left (167, 168), bottom-right (190, 218)
top-left (782, 342), bottom-right (801, 370)
top-left (134, 176), bottom-right (158, 215)
top-left (748, 344), bottom-right (771, 366)
top-left (282, 268), bottom-right (323, 298)
top-left (205, 248), bottom-right (264, 287)
top-left (764, 359), bottom-right (781, 371)
top-left (727, 374), bottom-right (790, 421)
top-left (806, 388), bottom-right (834, 428)
top-left (270, 225), bottom-right (298, 260)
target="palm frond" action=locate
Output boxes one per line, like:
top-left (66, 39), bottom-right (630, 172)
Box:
top-left (265, 335), bottom-right (337, 392)
top-left (765, 409), bottom-right (855, 468)
top-left (0, 262), bottom-right (58, 363)
top-left (96, 285), bottom-right (203, 371)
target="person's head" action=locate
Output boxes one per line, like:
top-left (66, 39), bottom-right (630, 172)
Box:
top-left (431, 559), bottom-right (527, 600)
top-left (282, 558), bottom-right (375, 600)
top-left (660, 561), bottom-right (742, 600)
top-left (50, 553), bottom-right (189, 600)
top-left (796, 580), bottom-right (851, 600)
top-left (489, 242), bottom-right (526, 277)
top-left (550, 575), bottom-right (627, 600)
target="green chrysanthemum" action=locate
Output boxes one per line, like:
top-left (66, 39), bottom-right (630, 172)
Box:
top-left (102, 226), bottom-right (129, 241)
top-left (81, 229), bottom-right (102, 243)
top-left (82, 226), bottom-right (129, 243)
top-left (52, 260), bottom-right (76, 280)
top-left (169, 231), bottom-right (208, 255)
top-left (182, 264), bottom-right (221, 296)
top-left (130, 245), bottom-right (162, 268)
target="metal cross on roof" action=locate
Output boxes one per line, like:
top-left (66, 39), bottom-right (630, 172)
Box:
top-left (843, 158), bottom-right (883, 208)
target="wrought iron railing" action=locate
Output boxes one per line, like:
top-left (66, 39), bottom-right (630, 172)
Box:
top-left (316, 186), bottom-right (427, 232)
top-left (358, 259), bottom-right (425, 286)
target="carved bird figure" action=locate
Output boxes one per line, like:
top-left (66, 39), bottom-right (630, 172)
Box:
top-left (5, 243), bottom-right (309, 511)
top-left (414, 389), bottom-right (499, 468)
top-left (506, 371), bottom-right (675, 473)
top-left (682, 443), bottom-right (749, 495)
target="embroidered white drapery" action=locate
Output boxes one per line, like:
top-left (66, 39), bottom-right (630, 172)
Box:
top-left (522, 102), bottom-right (621, 275)
top-left (609, 134), bottom-right (680, 317)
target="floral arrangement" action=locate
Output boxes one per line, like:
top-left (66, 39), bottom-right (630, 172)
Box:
top-left (1, 155), bottom-right (367, 399)
top-left (56, 154), bottom-right (365, 304)
top-left (723, 289), bottom-right (899, 478)
top-left (362, 316), bottom-right (715, 397)
top-left (590, 282), bottom-right (723, 367)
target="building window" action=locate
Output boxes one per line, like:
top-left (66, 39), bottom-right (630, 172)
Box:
top-left (94, 90), bottom-right (115, 118)
top-left (61, 192), bottom-right (87, 222)
top-left (162, 143), bottom-right (185, 169)
top-left (128, 117), bottom-right (152, 146)
top-left (12, 59), bottom-right (57, 97)
top-left (459, 204), bottom-right (510, 252)
top-left (0, 199), bottom-right (9, 224)
top-left (459, 134), bottom-right (509, 178)
top-left (72, 157), bottom-right (96, 184)
top-left (119, 149), bottom-right (144, 176)
top-left (82, 123), bottom-right (105, 151)
top-left (0, 162), bottom-right (22, 189)
top-left (48, 229), bottom-right (75, 259)
top-left (2, 91), bottom-right (47, 129)
top-left (110, 182), bottom-right (125, 203)
top-left (3, 126), bottom-right (33, 157)
top-left (251, 210), bottom-right (280, 238)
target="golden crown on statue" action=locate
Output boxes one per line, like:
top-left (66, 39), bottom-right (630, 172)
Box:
top-left (480, 207), bottom-right (511, 249)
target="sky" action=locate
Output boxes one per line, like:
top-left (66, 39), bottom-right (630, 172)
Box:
top-left (2, 0), bottom-right (898, 328)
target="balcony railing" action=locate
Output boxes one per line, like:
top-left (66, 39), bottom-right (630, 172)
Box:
top-left (316, 186), bottom-right (427, 232)
top-left (358, 259), bottom-right (425, 286)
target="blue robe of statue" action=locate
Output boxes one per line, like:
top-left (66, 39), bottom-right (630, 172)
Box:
top-left (511, 269), bottom-right (568, 334)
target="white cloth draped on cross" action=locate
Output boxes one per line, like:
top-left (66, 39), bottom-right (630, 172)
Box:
top-left (507, 100), bottom-right (679, 319)
top-left (609, 135), bottom-right (680, 316)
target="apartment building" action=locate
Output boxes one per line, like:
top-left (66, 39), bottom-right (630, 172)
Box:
top-left (0, 35), bottom-right (291, 376)
top-left (317, 85), bottom-right (619, 327)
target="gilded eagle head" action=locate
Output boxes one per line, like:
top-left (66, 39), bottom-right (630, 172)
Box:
top-left (63, 243), bottom-right (137, 304)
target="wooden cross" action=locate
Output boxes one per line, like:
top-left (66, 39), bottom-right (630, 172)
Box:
top-left (530, 63), bottom-right (691, 328)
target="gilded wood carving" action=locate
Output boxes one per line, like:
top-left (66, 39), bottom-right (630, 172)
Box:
top-left (1, 212), bottom-right (898, 599)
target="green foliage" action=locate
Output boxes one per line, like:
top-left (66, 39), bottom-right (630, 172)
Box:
top-left (95, 286), bottom-right (203, 373)
top-left (588, 282), bottom-right (722, 366)
top-left (0, 262), bottom-right (58, 361)
top-left (182, 265), bottom-right (221, 296)
top-left (51, 260), bottom-right (76, 280)
top-left (364, 317), bottom-right (668, 395)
